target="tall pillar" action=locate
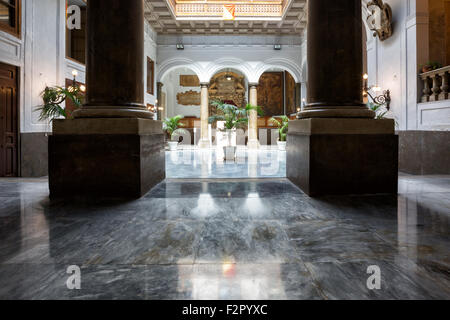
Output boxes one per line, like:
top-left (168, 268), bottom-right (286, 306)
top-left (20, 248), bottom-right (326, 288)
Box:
top-left (157, 82), bottom-right (164, 120)
top-left (49, 0), bottom-right (165, 198)
top-left (247, 84), bottom-right (259, 149)
top-left (287, 0), bottom-right (398, 196)
top-left (198, 83), bottom-right (211, 148)
top-left (298, 0), bottom-right (374, 119)
top-left (73, 0), bottom-right (152, 119)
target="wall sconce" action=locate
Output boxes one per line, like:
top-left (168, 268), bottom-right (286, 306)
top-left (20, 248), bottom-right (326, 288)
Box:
top-left (363, 74), bottom-right (391, 110)
top-left (72, 69), bottom-right (78, 85)
top-left (274, 44), bottom-right (282, 50)
top-left (176, 44), bottom-right (184, 50)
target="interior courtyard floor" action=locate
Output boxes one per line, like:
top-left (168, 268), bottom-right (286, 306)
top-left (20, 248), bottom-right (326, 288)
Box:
top-left (165, 146), bottom-right (286, 179)
top-left (0, 174), bottom-right (449, 300)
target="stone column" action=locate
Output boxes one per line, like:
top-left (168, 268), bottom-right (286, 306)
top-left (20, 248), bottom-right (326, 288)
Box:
top-left (198, 83), bottom-right (211, 148)
top-left (287, 0), bottom-right (397, 196)
top-left (298, 0), bottom-right (374, 119)
top-left (247, 84), bottom-right (259, 149)
top-left (49, 0), bottom-right (165, 198)
top-left (157, 82), bottom-right (164, 120)
top-left (73, 0), bottom-right (152, 119)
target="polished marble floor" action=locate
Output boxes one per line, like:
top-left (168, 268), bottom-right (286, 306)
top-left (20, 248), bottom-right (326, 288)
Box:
top-left (0, 174), bottom-right (449, 299)
top-left (165, 146), bottom-right (286, 179)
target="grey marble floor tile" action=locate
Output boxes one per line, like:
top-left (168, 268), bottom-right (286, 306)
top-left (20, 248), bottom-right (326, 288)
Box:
top-left (0, 174), bottom-right (449, 300)
top-left (195, 220), bottom-right (301, 264)
top-left (304, 258), bottom-right (450, 300)
top-left (287, 220), bottom-right (399, 263)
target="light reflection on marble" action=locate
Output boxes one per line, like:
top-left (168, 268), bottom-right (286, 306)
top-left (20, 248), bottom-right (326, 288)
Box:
top-left (165, 146), bottom-right (286, 179)
top-left (0, 175), bottom-right (449, 299)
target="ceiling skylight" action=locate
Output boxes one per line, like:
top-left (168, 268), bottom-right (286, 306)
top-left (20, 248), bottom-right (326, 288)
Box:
top-left (167, 0), bottom-right (291, 20)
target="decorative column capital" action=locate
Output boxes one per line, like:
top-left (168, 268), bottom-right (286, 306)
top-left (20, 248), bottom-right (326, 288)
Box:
top-left (248, 83), bottom-right (258, 89)
top-left (200, 83), bottom-right (209, 88)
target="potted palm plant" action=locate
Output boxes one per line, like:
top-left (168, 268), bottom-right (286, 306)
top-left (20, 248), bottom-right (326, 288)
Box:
top-left (269, 116), bottom-right (289, 151)
top-left (163, 115), bottom-right (188, 151)
top-left (36, 85), bottom-right (84, 121)
top-left (209, 100), bottom-right (263, 160)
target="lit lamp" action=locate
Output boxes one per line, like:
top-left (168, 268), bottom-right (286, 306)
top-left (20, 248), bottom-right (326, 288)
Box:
top-left (72, 69), bottom-right (78, 85)
top-left (362, 73), bottom-right (391, 110)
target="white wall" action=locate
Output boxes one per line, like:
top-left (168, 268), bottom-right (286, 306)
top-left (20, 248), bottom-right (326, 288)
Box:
top-left (0, 1), bottom-right (158, 132)
top-left (162, 67), bottom-right (201, 118)
top-left (157, 35), bottom-right (304, 84)
top-left (364, 0), bottom-right (450, 130)
top-left (144, 21), bottom-right (157, 109)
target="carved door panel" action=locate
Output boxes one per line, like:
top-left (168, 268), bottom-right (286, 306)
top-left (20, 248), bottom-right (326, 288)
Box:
top-left (0, 62), bottom-right (18, 177)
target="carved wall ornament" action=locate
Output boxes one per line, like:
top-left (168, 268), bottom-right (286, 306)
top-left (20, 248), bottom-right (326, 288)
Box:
top-left (208, 72), bottom-right (246, 114)
top-left (180, 75), bottom-right (200, 87)
top-left (367, 0), bottom-right (393, 41)
top-left (177, 90), bottom-right (201, 106)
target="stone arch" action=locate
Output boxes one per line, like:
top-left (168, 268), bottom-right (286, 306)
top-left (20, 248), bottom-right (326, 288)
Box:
top-left (157, 58), bottom-right (203, 82)
top-left (254, 58), bottom-right (302, 83)
top-left (203, 58), bottom-right (254, 83)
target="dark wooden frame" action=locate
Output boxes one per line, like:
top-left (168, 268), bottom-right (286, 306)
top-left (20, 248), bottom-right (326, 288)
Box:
top-left (65, 0), bottom-right (87, 66)
top-left (147, 57), bottom-right (154, 95)
top-left (0, 61), bottom-right (19, 177)
top-left (0, 0), bottom-right (21, 38)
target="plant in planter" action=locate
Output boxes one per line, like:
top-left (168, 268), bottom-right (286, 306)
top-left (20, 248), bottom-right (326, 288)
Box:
top-left (367, 102), bottom-right (400, 129)
top-left (367, 102), bottom-right (388, 119)
top-left (209, 100), bottom-right (263, 160)
top-left (269, 115), bottom-right (289, 151)
top-left (163, 115), bottom-right (188, 151)
top-left (36, 85), bottom-right (84, 121)
top-left (420, 61), bottom-right (443, 73)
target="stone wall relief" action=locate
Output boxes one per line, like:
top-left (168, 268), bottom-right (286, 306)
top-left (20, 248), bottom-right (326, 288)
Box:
top-left (367, 0), bottom-right (393, 41)
top-left (177, 90), bottom-right (201, 106)
top-left (208, 72), bottom-right (247, 115)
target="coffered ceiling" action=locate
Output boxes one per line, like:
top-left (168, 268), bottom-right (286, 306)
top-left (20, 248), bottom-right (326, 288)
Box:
top-left (145, 0), bottom-right (307, 35)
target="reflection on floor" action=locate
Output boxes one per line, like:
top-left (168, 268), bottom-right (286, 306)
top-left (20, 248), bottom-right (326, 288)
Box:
top-left (0, 174), bottom-right (449, 299)
top-left (165, 146), bottom-right (286, 179)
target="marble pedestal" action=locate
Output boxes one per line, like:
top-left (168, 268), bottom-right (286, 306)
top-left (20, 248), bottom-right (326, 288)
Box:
top-left (49, 118), bottom-right (165, 198)
top-left (287, 118), bottom-right (398, 196)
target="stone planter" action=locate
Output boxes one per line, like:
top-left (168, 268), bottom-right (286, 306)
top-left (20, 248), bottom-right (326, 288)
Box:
top-left (224, 146), bottom-right (237, 161)
top-left (277, 140), bottom-right (287, 151)
top-left (223, 129), bottom-right (237, 160)
top-left (168, 141), bottom-right (179, 151)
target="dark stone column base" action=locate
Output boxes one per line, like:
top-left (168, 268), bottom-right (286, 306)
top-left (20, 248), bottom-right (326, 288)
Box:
top-left (49, 119), bottom-right (165, 198)
top-left (287, 119), bottom-right (398, 196)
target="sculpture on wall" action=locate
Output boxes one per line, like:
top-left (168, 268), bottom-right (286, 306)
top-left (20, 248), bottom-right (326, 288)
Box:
top-left (367, 0), bottom-right (393, 41)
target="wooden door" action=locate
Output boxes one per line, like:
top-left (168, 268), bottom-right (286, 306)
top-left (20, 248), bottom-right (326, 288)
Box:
top-left (0, 62), bottom-right (18, 177)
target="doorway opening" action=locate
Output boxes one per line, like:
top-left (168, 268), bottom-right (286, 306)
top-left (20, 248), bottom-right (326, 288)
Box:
top-left (160, 66), bottom-right (298, 179)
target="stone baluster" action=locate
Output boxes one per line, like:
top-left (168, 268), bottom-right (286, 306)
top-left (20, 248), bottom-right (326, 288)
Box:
top-left (421, 76), bottom-right (431, 103)
top-left (430, 74), bottom-right (442, 101)
top-left (439, 72), bottom-right (449, 101)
